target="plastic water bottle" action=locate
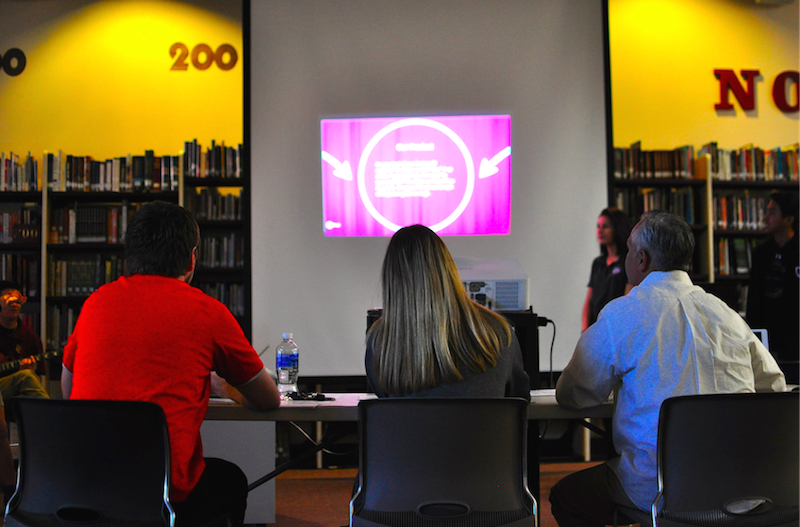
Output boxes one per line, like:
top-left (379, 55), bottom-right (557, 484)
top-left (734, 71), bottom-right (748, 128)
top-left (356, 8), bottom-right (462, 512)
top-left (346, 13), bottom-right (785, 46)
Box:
top-left (276, 333), bottom-right (299, 397)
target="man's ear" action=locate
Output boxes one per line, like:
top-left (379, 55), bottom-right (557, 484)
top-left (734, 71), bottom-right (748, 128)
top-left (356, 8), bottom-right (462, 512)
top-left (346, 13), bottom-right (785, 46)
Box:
top-left (638, 249), bottom-right (650, 274)
top-left (186, 246), bottom-right (197, 274)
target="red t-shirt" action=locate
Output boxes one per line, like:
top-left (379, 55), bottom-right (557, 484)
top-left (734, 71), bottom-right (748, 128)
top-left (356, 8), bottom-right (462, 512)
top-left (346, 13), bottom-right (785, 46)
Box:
top-left (63, 274), bottom-right (264, 502)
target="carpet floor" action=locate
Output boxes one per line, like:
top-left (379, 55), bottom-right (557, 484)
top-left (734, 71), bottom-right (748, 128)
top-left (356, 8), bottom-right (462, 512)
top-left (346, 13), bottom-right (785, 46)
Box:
top-left (273, 462), bottom-right (602, 527)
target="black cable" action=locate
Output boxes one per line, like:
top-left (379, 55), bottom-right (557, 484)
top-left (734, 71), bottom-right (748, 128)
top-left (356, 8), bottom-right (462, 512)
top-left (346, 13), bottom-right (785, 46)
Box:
top-left (535, 315), bottom-right (556, 439)
top-left (536, 317), bottom-right (557, 388)
top-left (539, 419), bottom-right (550, 441)
top-left (547, 319), bottom-right (557, 388)
top-left (289, 421), bottom-right (354, 456)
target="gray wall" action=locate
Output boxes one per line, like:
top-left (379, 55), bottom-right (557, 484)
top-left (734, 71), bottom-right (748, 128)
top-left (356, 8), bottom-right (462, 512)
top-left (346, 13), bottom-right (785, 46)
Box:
top-left (250, 0), bottom-right (609, 377)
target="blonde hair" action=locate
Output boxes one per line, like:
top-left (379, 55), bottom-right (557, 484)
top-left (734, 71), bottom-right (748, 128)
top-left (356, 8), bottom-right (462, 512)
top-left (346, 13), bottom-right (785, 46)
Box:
top-left (368, 225), bottom-right (512, 396)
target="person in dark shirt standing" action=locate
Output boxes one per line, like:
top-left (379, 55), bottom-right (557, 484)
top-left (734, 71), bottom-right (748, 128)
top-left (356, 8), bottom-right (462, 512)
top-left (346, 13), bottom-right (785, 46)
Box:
top-left (582, 208), bottom-right (632, 331)
top-left (746, 191), bottom-right (799, 384)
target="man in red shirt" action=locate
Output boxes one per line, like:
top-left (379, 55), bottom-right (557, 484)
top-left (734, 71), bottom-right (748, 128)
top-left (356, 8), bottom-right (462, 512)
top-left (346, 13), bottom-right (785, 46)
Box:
top-left (62, 201), bottom-right (280, 526)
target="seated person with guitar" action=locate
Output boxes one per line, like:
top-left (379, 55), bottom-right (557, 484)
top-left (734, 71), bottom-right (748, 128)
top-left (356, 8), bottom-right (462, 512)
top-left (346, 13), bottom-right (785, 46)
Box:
top-left (0, 281), bottom-right (49, 403)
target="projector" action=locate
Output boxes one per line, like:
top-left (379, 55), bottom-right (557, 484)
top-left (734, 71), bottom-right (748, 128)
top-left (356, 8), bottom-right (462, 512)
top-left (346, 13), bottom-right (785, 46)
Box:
top-left (453, 257), bottom-right (529, 311)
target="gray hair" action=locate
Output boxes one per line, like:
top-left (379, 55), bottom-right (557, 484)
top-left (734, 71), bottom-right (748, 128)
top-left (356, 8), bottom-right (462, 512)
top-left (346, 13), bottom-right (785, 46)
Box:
top-left (630, 211), bottom-right (695, 272)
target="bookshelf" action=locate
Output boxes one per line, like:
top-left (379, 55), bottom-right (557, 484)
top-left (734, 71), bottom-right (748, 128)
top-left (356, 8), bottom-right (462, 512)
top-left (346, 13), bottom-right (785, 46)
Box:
top-left (610, 141), bottom-right (799, 314)
top-left (612, 143), bottom-right (709, 281)
top-left (0, 140), bottom-right (252, 387)
top-left (699, 143), bottom-right (798, 315)
top-left (182, 140), bottom-right (250, 339)
top-left (0, 191), bottom-right (42, 335)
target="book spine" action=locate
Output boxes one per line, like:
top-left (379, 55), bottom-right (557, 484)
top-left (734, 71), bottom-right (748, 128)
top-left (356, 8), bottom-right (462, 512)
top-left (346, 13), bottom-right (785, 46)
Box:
top-left (161, 155), bottom-right (170, 191)
top-left (132, 156), bottom-right (145, 191)
top-left (144, 150), bottom-right (154, 190)
top-left (152, 155), bottom-right (162, 191)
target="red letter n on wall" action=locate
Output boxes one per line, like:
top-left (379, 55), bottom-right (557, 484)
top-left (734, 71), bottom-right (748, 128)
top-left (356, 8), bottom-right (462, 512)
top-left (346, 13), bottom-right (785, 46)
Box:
top-left (714, 69), bottom-right (760, 110)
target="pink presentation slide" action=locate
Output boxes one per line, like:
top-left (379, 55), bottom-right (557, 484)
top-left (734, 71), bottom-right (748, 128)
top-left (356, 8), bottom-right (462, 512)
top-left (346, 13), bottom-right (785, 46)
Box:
top-left (321, 115), bottom-right (511, 237)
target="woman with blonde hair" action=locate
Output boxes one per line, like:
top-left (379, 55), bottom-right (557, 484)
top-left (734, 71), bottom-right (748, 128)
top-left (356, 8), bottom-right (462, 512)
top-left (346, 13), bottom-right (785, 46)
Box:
top-left (365, 225), bottom-right (530, 399)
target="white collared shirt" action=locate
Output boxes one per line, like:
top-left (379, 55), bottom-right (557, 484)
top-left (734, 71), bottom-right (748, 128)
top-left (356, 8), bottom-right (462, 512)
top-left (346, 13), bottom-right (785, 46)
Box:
top-left (557, 270), bottom-right (786, 510)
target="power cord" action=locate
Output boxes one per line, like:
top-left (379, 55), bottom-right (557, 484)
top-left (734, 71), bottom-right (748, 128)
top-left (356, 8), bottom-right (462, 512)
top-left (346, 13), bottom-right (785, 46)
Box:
top-left (288, 421), bottom-right (354, 456)
top-left (542, 318), bottom-right (557, 389)
top-left (535, 316), bottom-right (557, 440)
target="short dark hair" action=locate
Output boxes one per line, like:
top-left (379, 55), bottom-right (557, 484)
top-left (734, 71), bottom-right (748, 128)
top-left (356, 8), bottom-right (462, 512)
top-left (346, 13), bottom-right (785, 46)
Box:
top-left (599, 207), bottom-right (632, 257)
top-left (124, 201), bottom-right (199, 278)
top-left (630, 211), bottom-right (695, 272)
top-left (0, 280), bottom-right (22, 294)
top-left (770, 191), bottom-right (798, 232)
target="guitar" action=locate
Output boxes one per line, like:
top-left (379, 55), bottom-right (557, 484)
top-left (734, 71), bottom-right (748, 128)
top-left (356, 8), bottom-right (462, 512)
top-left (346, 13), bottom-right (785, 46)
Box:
top-left (0, 350), bottom-right (61, 375)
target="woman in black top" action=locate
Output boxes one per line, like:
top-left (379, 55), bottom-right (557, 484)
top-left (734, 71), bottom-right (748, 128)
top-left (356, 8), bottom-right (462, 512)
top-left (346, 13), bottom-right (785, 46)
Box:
top-left (581, 208), bottom-right (632, 331)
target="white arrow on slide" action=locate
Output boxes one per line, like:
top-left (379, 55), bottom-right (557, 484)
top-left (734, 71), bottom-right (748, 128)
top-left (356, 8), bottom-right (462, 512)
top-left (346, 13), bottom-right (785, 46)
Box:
top-left (478, 146), bottom-right (511, 179)
top-left (321, 151), bottom-right (353, 181)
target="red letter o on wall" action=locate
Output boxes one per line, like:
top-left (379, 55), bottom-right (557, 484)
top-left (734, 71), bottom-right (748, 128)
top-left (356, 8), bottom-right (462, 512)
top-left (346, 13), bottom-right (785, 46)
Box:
top-left (773, 71), bottom-right (799, 112)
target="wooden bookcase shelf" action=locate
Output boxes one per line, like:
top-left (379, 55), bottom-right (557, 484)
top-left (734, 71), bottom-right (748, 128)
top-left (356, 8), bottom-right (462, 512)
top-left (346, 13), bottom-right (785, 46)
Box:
top-left (183, 165), bottom-right (251, 339)
top-left (0, 142), bottom-right (253, 369)
top-left (609, 143), bottom-right (799, 314)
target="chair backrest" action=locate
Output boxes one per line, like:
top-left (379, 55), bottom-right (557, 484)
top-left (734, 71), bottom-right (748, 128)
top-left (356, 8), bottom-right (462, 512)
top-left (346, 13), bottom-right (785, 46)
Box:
top-left (351, 398), bottom-right (536, 527)
top-left (656, 392), bottom-right (799, 521)
top-left (6, 397), bottom-right (174, 527)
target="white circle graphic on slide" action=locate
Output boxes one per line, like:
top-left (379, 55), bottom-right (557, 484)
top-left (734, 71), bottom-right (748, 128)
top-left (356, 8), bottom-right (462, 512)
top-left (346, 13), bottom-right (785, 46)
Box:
top-left (356, 118), bottom-right (475, 233)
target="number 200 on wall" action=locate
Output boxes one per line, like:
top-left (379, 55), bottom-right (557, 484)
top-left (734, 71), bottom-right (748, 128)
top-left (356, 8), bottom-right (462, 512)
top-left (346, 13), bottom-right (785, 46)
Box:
top-left (170, 43), bottom-right (237, 71)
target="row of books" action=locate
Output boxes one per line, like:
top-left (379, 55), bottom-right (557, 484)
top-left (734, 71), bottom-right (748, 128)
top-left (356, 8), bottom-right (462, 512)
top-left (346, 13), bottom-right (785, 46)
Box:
top-left (183, 139), bottom-right (243, 179)
top-left (713, 194), bottom-right (767, 231)
top-left (2, 139), bottom-right (242, 195)
top-left (49, 202), bottom-right (141, 245)
top-left (0, 254), bottom-right (39, 297)
top-left (45, 303), bottom-right (78, 352)
top-left (46, 255), bottom-right (123, 297)
top-left (1, 205), bottom-right (41, 243)
top-left (198, 233), bottom-right (245, 269)
top-left (44, 151), bottom-right (180, 193)
top-left (699, 142), bottom-right (798, 182)
top-left (195, 282), bottom-right (246, 316)
top-left (614, 141), bottom-right (800, 182)
top-left (1, 152), bottom-right (38, 192)
top-left (613, 142), bottom-right (695, 179)
top-left (716, 237), bottom-right (758, 277)
top-left (185, 187), bottom-right (243, 221)
top-left (615, 186), bottom-right (697, 225)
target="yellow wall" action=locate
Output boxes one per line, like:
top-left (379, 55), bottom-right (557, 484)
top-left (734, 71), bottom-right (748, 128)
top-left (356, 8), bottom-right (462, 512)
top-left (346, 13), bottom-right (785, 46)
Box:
top-left (0, 0), bottom-right (242, 161)
top-left (610, 0), bottom-right (799, 151)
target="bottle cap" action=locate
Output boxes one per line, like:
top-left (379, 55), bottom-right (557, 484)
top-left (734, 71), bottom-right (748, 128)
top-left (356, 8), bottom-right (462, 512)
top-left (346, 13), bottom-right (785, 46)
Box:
top-left (282, 332), bottom-right (292, 339)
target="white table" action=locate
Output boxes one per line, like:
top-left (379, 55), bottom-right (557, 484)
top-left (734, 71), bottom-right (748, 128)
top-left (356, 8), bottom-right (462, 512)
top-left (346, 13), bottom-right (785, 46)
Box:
top-left (202, 390), bottom-right (614, 524)
top-left (205, 390), bottom-right (613, 421)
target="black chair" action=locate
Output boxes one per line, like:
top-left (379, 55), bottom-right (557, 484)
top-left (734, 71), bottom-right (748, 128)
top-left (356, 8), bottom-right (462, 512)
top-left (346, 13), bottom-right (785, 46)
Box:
top-left (5, 398), bottom-right (175, 527)
top-left (617, 392), bottom-right (799, 527)
top-left (350, 398), bottom-right (537, 527)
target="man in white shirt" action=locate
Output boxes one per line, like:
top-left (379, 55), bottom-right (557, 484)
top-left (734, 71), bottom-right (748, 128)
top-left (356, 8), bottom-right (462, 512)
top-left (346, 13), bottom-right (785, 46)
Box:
top-left (550, 211), bottom-right (786, 527)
